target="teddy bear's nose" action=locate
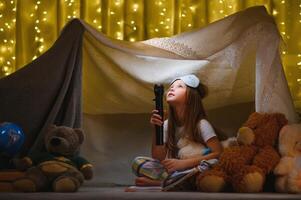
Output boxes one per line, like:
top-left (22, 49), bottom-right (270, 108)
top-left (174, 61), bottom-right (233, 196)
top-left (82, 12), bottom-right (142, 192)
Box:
top-left (50, 137), bottom-right (61, 146)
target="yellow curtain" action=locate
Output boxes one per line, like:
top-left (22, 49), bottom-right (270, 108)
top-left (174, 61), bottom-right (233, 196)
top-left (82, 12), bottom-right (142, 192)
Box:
top-left (0, 0), bottom-right (300, 111)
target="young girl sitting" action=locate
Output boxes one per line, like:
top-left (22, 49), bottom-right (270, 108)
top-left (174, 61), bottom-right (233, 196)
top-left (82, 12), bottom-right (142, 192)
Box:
top-left (132, 74), bottom-right (223, 187)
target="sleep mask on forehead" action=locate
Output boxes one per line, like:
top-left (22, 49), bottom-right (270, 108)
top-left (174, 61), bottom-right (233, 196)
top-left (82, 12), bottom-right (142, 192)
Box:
top-left (170, 74), bottom-right (200, 88)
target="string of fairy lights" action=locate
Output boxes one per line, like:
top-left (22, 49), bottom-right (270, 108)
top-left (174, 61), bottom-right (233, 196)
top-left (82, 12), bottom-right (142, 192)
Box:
top-left (0, 0), bottom-right (300, 109)
top-left (0, 0), bottom-right (16, 76)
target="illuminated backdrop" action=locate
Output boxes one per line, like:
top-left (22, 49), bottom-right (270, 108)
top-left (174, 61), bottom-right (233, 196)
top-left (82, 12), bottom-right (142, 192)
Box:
top-left (0, 0), bottom-right (300, 111)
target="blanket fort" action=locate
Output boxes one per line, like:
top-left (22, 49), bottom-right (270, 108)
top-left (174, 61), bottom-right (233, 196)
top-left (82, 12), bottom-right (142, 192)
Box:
top-left (0, 6), bottom-right (299, 185)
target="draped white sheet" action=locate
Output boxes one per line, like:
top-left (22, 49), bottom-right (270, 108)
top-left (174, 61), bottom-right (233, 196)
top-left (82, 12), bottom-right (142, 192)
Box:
top-left (79, 6), bottom-right (299, 185)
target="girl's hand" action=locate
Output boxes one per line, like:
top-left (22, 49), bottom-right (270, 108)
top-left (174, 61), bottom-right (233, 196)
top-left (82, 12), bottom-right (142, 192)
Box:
top-left (161, 159), bottom-right (187, 173)
top-left (150, 110), bottom-right (163, 126)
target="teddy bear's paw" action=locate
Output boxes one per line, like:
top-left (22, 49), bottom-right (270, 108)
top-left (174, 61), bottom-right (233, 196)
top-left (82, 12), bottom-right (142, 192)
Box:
top-left (40, 162), bottom-right (69, 175)
top-left (287, 170), bottom-right (301, 193)
top-left (53, 176), bottom-right (80, 192)
top-left (197, 175), bottom-right (226, 192)
top-left (239, 172), bottom-right (264, 193)
top-left (13, 178), bottom-right (37, 192)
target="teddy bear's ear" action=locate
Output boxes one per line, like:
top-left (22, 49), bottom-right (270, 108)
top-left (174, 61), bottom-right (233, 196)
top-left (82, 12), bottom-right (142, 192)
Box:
top-left (45, 124), bottom-right (57, 136)
top-left (244, 112), bottom-right (262, 128)
top-left (47, 124), bottom-right (57, 131)
top-left (74, 128), bottom-right (84, 144)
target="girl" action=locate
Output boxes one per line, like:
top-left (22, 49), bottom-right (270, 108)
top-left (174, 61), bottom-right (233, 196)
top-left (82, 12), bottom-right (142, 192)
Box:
top-left (133, 74), bottom-right (222, 187)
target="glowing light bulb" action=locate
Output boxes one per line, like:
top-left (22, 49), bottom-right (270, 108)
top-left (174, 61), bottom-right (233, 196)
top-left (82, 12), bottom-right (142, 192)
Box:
top-left (189, 6), bottom-right (196, 12)
top-left (133, 4), bottom-right (138, 12)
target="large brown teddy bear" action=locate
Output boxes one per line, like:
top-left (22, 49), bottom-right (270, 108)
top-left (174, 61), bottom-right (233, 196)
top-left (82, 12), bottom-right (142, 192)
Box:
top-left (197, 112), bottom-right (287, 193)
top-left (12, 125), bottom-right (93, 192)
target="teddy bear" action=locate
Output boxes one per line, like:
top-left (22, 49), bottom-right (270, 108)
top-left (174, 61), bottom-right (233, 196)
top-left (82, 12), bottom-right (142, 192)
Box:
top-left (196, 112), bottom-right (288, 193)
top-left (12, 125), bottom-right (93, 192)
top-left (274, 123), bottom-right (301, 193)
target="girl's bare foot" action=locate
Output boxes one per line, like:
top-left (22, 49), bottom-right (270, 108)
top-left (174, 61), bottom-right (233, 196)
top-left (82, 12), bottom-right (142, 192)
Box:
top-left (135, 177), bottom-right (161, 186)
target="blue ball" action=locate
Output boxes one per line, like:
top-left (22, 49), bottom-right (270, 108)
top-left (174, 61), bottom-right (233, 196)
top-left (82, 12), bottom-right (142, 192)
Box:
top-left (0, 122), bottom-right (25, 156)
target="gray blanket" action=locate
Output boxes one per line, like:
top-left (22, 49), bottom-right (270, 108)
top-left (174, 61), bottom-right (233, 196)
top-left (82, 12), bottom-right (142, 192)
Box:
top-left (0, 20), bottom-right (84, 159)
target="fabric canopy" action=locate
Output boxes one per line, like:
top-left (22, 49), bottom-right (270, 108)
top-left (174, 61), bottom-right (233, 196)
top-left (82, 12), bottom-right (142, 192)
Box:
top-left (0, 6), bottom-right (299, 185)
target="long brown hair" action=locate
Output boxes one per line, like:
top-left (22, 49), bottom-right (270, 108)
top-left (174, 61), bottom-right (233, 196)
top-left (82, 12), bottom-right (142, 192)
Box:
top-left (166, 82), bottom-right (208, 158)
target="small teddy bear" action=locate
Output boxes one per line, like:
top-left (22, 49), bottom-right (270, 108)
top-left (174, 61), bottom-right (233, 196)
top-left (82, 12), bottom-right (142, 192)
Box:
top-left (274, 123), bottom-right (301, 193)
top-left (12, 125), bottom-right (93, 192)
top-left (196, 112), bottom-right (287, 193)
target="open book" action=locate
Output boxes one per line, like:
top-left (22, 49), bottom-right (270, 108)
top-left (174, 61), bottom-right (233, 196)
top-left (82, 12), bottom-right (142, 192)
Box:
top-left (162, 159), bottom-right (218, 191)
